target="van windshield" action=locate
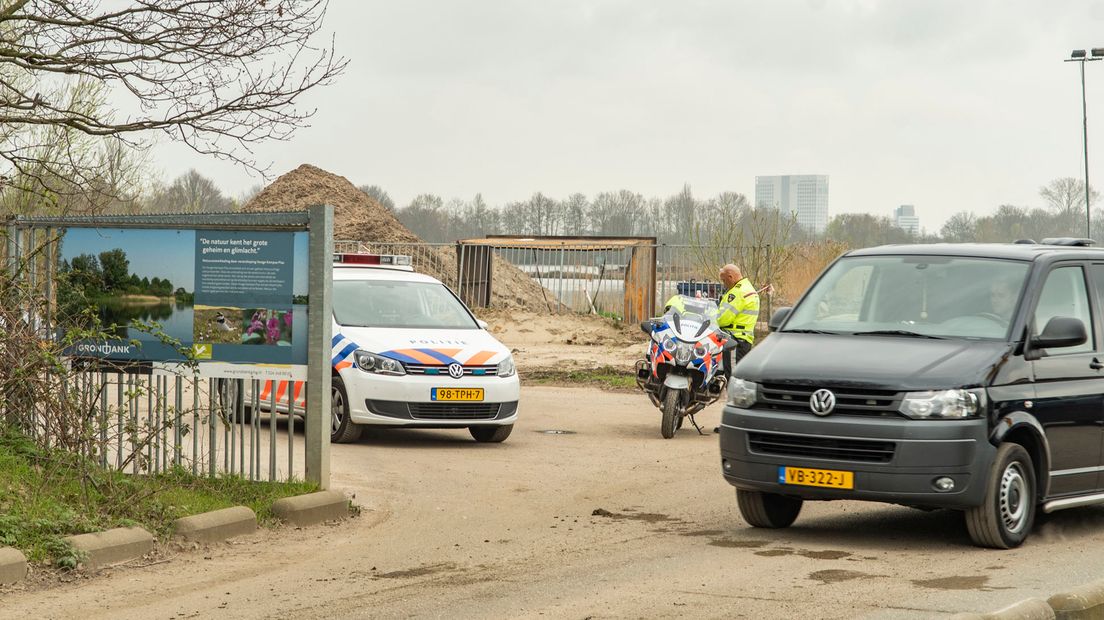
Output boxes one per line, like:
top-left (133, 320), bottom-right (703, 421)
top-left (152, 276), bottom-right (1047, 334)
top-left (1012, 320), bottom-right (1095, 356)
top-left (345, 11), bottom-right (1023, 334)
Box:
top-left (333, 279), bottom-right (479, 329)
top-left (783, 255), bottom-right (1030, 340)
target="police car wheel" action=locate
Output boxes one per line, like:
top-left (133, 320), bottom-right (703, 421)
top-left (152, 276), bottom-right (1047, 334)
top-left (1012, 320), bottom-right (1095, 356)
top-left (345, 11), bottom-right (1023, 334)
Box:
top-left (470, 424), bottom-right (512, 443)
top-left (331, 376), bottom-right (362, 444)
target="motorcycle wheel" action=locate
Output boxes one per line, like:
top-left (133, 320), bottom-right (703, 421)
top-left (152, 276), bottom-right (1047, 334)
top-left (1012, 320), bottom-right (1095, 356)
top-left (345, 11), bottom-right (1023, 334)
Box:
top-left (661, 389), bottom-right (681, 439)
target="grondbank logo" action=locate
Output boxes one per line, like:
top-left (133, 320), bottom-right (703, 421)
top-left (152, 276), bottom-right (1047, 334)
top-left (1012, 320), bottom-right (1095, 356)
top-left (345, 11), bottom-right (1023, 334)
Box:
top-left (192, 343), bottom-right (213, 360)
top-left (74, 342), bottom-right (135, 356)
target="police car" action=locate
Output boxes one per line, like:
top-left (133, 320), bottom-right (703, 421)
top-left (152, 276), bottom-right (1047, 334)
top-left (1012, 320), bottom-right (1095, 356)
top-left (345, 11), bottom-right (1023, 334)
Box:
top-left (252, 253), bottom-right (519, 443)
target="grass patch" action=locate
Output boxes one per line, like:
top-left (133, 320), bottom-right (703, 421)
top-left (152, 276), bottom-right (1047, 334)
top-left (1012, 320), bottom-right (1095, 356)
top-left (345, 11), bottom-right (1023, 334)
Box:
top-left (0, 429), bottom-right (316, 566)
top-left (523, 366), bottom-right (638, 391)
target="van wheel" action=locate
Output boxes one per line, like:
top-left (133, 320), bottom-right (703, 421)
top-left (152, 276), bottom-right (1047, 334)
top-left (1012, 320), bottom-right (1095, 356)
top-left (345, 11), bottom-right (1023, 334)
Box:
top-left (470, 425), bottom-right (512, 443)
top-left (736, 489), bottom-right (803, 528)
top-left (965, 443), bottom-right (1036, 549)
top-left (331, 376), bottom-right (362, 444)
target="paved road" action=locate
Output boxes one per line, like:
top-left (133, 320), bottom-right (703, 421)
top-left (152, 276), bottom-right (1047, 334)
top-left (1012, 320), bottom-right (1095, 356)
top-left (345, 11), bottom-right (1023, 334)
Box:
top-left (4, 386), bottom-right (1104, 619)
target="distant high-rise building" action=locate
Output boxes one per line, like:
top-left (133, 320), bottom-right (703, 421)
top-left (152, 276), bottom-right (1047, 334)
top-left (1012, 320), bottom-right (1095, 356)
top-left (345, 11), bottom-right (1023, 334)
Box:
top-left (893, 205), bottom-right (920, 235)
top-left (754, 175), bottom-right (830, 234)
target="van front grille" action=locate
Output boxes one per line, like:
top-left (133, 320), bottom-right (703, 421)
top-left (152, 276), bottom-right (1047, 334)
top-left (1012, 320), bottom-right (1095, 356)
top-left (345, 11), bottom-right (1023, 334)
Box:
top-left (748, 431), bottom-right (896, 463)
top-left (758, 383), bottom-right (902, 417)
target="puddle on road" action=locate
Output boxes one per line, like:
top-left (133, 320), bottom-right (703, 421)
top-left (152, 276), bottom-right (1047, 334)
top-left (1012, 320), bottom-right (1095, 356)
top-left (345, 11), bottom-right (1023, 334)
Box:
top-left (911, 575), bottom-right (990, 591)
top-left (752, 548), bottom-right (852, 560)
top-left (591, 508), bottom-right (680, 523)
top-left (681, 529), bottom-right (724, 537)
top-left (801, 550), bottom-right (852, 560)
top-left (808, 569), bottom-right (871, 584)
top-left (707, 538), bottom-right (770, 549)
top-left (755, 549), bottom-right (793, 557)
top-left (374, 562), bottom-right (459, 579)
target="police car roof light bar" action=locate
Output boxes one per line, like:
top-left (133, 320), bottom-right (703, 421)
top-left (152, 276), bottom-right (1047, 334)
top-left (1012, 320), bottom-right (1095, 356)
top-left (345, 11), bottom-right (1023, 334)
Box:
top-left (334, 253), bottom-right (413, 266)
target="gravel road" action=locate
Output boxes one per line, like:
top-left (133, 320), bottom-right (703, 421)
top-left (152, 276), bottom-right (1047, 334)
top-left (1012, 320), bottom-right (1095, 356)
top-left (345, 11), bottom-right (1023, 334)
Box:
top-left (4, 386), bottom-right (1104, 619)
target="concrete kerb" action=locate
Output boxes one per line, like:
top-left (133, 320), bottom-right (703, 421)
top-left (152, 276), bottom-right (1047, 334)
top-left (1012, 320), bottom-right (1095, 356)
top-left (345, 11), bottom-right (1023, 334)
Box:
top-left (0, 546), bottom-right (28, 585)
top-left (173, 506), bottom-right (257, 544)
top-left (950, 598), bottom-right (1056, 620)
top-left (963, 578), bottom-right (1104, 620)
top-left (65, 526), bottom-right (155, 571)
top-left (271, 490), bottom-right (350, 527)
top-left (1048, 578), bottom-right (1104, 619)
top-left (4, 493), bottom-right (349, 582)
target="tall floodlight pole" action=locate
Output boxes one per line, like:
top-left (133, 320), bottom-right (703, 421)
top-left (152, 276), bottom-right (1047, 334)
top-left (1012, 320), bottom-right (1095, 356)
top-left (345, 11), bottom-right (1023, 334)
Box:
top-left (1066, 48), bottom-right (1104, 238)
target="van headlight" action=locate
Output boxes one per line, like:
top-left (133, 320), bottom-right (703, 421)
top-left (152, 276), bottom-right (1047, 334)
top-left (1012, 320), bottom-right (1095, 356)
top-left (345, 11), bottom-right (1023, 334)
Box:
top-left (353, 350), bottom-right (406, 376)
top-left (727, 378), bottom-right (758, 408)
top-left (899, 389), bottom-right (980, 419)
top-left (497, 355), bottom-right (516, 378)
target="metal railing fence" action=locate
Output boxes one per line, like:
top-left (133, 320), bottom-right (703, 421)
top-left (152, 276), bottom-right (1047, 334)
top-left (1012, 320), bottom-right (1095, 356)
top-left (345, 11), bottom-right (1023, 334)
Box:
top-left (335, 239), bottom-right (774, 320)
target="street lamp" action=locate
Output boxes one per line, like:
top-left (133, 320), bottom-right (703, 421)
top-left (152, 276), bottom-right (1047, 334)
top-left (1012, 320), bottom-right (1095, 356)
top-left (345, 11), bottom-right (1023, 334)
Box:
top-left (1065, 48), bottom-right (1104, 238)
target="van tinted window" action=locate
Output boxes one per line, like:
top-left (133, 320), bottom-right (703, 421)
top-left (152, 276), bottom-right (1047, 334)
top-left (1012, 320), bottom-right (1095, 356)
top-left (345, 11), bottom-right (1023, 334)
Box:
top-left (785, 256), bottom-right (1029, 340)
top-left (1034, 266), bottom-right (1094, 354)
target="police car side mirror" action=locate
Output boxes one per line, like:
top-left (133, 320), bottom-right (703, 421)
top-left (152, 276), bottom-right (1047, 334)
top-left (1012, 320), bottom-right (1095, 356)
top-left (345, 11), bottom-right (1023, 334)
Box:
top-left (476, 319), bottom-right (489, 330)
top-left (768, 307), bottom-right (792, 332)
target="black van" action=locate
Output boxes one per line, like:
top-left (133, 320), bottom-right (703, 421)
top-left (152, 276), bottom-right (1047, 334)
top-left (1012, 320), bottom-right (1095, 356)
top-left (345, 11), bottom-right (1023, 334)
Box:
top-left (719, 241), bottom-right (1104, 548)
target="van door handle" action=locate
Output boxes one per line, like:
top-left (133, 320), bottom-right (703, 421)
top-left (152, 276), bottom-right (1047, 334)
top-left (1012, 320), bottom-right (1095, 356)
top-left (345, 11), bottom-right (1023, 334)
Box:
top-left (1092, 358), bottom-right (1104, 371)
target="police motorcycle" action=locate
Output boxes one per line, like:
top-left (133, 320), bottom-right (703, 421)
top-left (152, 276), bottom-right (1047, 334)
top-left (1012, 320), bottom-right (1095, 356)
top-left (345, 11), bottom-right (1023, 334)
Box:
top-left (635, 294), bottom-right (728, 439)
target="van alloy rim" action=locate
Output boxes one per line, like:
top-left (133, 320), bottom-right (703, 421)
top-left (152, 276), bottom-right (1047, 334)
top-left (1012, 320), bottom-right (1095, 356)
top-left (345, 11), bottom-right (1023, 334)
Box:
top-left (331, 386), bottom-right (344, 433)
top-left (999, 462), bottom-right (1028, 534)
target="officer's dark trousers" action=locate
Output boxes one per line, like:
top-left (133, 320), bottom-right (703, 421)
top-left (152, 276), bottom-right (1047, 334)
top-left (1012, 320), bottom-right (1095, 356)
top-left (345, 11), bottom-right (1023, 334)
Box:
top-left (723, 339), bottom-right (752, 379)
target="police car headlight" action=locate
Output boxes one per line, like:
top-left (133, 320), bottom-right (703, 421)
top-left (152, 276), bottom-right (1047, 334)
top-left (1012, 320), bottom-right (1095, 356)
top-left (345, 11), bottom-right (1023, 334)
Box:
top-left (497, 355), bottom-right (516, 378)
top-left (354, 350), bottom-right (406, 376)
top-left (899, 389), bottom-right (980, 419)
top-left (727, 378), bottom-right (758, 408)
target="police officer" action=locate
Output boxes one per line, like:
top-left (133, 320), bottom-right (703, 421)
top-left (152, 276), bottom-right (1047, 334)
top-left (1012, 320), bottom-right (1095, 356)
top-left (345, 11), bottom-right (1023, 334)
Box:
top-left (716, 263), bottom-right (759, 379)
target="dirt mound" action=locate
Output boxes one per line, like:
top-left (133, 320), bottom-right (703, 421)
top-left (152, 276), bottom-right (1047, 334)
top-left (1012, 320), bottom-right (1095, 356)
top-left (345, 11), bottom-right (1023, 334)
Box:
top-left (477, 309), bottom-right (646, 372)
top-left (242, 165), bottom-right (548, 310)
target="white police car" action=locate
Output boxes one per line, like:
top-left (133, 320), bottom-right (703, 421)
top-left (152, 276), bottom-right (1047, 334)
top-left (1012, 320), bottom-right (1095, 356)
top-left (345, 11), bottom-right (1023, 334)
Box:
top-left (253, 254), bottom-right (519, 443)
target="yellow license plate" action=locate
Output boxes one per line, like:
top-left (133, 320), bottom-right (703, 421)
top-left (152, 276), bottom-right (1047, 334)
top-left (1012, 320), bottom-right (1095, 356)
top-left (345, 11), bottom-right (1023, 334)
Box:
top-left (779, 466), bottom-right (854, 489)
top-left (431, 388), bottom-right (484, 402)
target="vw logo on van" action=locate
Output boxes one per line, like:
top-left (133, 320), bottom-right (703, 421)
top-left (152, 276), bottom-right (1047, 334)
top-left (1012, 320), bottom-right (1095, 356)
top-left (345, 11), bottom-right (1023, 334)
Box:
top-left (809, 389), bottom-right (837, 416)
top-left (448, 363), bottom-right (464, 379)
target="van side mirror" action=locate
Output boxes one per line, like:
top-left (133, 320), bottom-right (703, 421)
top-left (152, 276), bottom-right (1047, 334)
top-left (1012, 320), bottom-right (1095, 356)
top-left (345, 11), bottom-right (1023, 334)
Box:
top-left (1031, 316), bottom-right (1087, 350)
top-left (768, 307), bottom-right (792, 332)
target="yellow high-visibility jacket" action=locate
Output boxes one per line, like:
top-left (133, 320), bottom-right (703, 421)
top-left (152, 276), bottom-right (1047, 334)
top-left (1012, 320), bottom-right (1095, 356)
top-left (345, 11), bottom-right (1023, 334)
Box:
top-left (717, 278), bottom-right (759, 344)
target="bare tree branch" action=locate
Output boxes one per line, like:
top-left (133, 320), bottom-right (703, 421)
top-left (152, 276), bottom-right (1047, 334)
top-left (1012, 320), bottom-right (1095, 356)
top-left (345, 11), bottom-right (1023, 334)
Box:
top-left (0, 0), bottom-right (346, 214)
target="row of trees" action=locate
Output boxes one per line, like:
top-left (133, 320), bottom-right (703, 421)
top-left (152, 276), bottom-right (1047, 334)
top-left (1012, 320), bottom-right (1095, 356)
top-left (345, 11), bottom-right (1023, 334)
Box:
top-left (380, 177), bottom-right (1100, 249)
top-left (61, 249), bottom-right (179, 299)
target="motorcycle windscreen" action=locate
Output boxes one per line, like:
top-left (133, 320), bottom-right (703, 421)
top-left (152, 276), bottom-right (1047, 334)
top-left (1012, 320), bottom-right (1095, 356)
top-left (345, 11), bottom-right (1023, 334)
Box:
top-left (663, 296), bottom-right (721, 343)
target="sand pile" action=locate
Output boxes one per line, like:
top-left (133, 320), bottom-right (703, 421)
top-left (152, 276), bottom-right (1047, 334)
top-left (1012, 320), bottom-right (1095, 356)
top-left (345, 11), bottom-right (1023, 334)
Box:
top-left (242, 165), bottom-right (551, 310)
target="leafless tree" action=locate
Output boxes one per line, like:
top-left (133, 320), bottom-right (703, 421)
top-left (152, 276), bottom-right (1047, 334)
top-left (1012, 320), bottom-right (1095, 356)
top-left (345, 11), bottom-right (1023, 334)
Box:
top-left (146, 169), bottom-right (234, 213)
top-left (0, 0), bottom-right (346, 213)
top-left (358, 184), bottom-right (395, 212)
top-left (1040, 177), bottom-right (1098, 219)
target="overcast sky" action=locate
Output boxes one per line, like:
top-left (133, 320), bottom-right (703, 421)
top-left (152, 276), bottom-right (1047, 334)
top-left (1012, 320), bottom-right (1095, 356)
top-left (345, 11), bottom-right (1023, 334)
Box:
top-left (153, 0), bottom-right (1104, 233)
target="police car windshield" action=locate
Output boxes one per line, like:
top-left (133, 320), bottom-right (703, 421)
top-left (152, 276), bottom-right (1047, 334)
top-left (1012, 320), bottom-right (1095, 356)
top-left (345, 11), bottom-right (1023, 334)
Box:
top-left (333, 280), bottom-right (479, 329)
top-left (783, 255), bottom-right (1030, 340)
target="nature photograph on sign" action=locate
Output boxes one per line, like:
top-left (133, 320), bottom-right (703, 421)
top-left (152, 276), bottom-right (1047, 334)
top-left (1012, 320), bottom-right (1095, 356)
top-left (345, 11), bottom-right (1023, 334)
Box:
top-left (241, 308), bottom-right (294, 346)
top-left (57, 227), bottom-right (308, 364)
